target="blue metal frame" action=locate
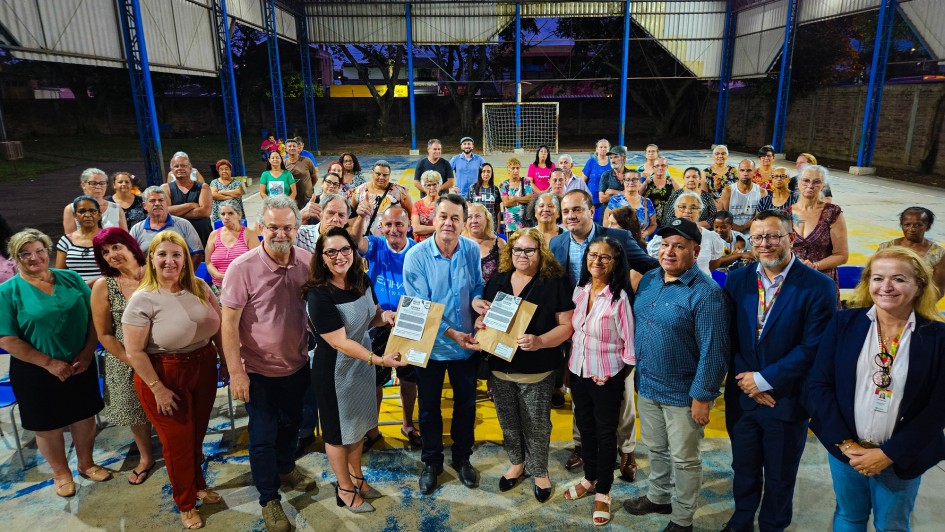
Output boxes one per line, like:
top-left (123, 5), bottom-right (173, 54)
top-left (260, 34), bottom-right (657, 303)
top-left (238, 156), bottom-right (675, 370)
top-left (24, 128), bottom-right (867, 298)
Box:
top-left (116, 0), bottom-right (163, 186)
top-left (514, 2), bottom-right (521, 150)
top-left (771, 0), bottom-right (798, 153)
top-left (714, 0), bottom-right (737, 146)
top-left (856, 0), bottom-right (897, 168)
top-left (406, 2), bottom-right (417, 152)
top-left (212, 0), bottom-right (245, 176)
top-left (263, 0), bottom-right (287, 142)
top-left (617, 0), bottom-right (631, 146)
top-left (296, 13), bottom-right (319, 152)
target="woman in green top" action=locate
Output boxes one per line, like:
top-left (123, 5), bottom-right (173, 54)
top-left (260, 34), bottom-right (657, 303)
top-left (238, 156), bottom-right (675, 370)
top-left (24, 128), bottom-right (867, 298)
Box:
top-left (0, 229), bottom-right (111, 497)
top-left (258, 150), bottom-right (296, 200)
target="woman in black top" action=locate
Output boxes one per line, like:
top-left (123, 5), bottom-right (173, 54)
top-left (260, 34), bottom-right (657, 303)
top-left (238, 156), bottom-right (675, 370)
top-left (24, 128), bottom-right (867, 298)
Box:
top-left (475, 227), bottom-right (574, 502)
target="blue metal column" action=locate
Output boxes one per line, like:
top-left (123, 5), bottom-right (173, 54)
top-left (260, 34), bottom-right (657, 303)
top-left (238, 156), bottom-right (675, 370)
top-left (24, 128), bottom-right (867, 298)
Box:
top-left (617, 0), bottom-right (631, 146)
top-left (263, 0), bottom-right (287, 142)
top-left (296, 12), bottom-right (320, 153)
top-left (406, 2), bottom-right (417, 153)
top-left (856, 0), bottom-right (897, 168)
top-left (771, 0), bottom-right (798, 153)
top-left (514, 2), bottom-right (521, 150)
top-left (116, 0), bottom-right (163, 186)
top-left (212, 0), bottom-right (245, 176)
top-left (714, 0), bottom-right (737, 145)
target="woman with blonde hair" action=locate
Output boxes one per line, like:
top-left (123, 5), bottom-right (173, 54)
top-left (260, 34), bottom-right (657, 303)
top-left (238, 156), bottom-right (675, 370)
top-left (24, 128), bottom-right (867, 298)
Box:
top-left (810, 246), bottom-right (945, 531)
top-left (463, 202), bottom-right (506, 284)
top-left (475, 227), bottom-right (574, 502)
top-left (122, 231), bottom-right (225, 529)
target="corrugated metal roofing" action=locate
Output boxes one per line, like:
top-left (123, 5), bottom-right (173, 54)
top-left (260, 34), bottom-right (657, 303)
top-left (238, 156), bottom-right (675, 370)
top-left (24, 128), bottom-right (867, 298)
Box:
top-left (900, 0), bottom-right (945, 60)
top-left (732, 0), bottom-right (786, 78)
top-left (633, 1), bottom-right (727, 79)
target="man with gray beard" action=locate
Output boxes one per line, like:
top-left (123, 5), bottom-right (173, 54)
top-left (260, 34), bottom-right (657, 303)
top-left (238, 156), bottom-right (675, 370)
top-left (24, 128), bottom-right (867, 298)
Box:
top-left (596, 145), bottom-right (632, 206)
top-left (720, 209), bottom-right (835, 532)
top-left (220, 195), bottom-right (316, 531)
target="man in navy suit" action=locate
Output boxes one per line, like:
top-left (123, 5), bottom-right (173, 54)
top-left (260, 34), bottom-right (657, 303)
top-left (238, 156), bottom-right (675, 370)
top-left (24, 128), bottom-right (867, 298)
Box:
top-left (721, 209), bottom-right (836, 532)
top-left (550, 189), bottom-right (659, 478)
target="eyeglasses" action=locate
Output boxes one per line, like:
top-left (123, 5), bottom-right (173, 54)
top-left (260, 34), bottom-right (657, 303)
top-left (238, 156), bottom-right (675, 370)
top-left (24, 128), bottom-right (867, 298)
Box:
top-left (772, 174), bottom-right (788, 179)
top-left (799, 178), bottom-right (824, 187)
top-left (873, 353), bottom-right (893, 389)
top-left (323, 245), bottom-right (353, 259)
top-left (676, 205), bottom-right (702, 212)
top-left (423, 182), bottom-right (440, 187)
top-left (18, 248), bottom-right (49, 260)
top-left (511, 247), bottom-right (538, 257)
top-left (263, 225), bottom-right (297, 234)
top-left (587, 252), bottom-right (614, 264)
top-left (623, 178), bottom-right (642, 183)
top-left (748, 233), bottom-right (787, 245)
top-left (760, 154), bottom-right (774, 159)
top-left (323, 180), bottom-right (342, 187)
top-left (85, 181), bottom-right (108, 187)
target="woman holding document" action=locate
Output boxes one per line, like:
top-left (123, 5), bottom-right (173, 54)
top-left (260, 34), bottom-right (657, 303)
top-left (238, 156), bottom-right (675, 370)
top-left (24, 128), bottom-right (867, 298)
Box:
top-left (475, 227), bottom-right (574, 502)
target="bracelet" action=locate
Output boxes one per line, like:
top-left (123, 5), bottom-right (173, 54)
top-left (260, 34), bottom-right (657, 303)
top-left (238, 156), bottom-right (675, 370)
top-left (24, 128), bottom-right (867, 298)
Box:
top-left (147, 379), bottom-right (160, 388)
top-left (367, 354), bottom-right (373, 366)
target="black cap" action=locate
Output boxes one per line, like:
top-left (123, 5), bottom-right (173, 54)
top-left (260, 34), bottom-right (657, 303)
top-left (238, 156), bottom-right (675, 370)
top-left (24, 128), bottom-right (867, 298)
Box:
top-left (606, 145), bottom-right (627, 157)
top-left (656, 218), bottom-right (702, 245)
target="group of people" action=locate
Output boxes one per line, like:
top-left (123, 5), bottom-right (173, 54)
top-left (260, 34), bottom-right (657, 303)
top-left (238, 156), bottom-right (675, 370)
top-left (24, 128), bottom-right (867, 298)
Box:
top-left (0, 136), bottom-right (944, 532)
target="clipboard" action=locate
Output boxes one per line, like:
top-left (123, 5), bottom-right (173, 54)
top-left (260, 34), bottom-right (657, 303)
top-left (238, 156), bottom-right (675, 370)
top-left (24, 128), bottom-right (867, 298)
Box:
top-left (385, 295), bottom-right (445, 368)
top-left (475, 300), bottom-right (537, 362)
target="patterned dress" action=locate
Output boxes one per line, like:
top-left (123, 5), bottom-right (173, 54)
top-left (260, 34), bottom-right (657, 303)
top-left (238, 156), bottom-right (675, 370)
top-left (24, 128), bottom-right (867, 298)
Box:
top-left (878, 239), bottom-right (945, 271)
top-left (356, 183), bottom-right (411, 237)
top-left (209, 178), bottom-right (244, 222)
top-left (102, 276), bottom-right (149, 426)
top-left (642, 178), bottom-right (676, 223)
top-left (790, 202), bottom-right (843, 306)
top-left (703, 165), bottom-right (737, 199)
top-left (499, 178), bottom-right (534, 232)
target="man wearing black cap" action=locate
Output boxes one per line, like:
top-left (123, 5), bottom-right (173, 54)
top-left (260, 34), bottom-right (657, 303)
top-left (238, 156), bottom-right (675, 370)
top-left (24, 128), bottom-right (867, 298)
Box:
top-left (597, 145), bottom-right (632, 206)
top-left (449, 136), bottom-right (485, 194)
top-left (624, 217), bottom-right (731, 532)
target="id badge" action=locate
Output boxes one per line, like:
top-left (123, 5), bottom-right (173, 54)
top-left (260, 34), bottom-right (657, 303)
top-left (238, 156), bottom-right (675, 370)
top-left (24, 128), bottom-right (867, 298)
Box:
top-left (873, 391), bottom-right (892, 413)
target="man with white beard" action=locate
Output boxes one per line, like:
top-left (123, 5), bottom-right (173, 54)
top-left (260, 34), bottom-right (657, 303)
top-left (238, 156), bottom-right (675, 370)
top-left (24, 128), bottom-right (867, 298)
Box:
top-left (596, 146), bottom-right (632, 207)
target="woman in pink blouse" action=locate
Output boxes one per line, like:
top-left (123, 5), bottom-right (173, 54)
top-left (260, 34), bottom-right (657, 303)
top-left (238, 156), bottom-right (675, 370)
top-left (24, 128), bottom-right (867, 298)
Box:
top-left (562, 236), bottom-right (635, 526)
top-left (528, 145), bottom-right (556, 192)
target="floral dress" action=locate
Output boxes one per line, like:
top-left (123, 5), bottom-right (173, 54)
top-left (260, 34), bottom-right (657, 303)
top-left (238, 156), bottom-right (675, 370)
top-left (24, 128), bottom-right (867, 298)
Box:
top-left (752, 169), bottom-right (773, 191)
top-left (703, 165), bottom-right (736, 199)
top-left (790, 203), bottom-right (843, 306)
top-left (209, 178), bottom-right (244, 222)
top-left (356, 183), bottom-right (410, 236)
top-left (499, 178), bottom-right (534, 232)
top-left (642, 179), bottom-right (676, 223)
top-left (102, 277), bottom-right (149, 426)
top-left (412, 199), bottom-right (436, 242)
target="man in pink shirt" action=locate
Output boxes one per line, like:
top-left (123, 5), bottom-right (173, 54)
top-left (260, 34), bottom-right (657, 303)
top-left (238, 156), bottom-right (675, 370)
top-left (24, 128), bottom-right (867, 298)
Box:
top-left (220, 195), bottom-right (315, 532)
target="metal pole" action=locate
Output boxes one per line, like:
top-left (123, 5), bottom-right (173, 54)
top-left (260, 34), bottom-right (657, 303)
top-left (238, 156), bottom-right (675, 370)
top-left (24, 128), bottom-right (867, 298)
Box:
top-left (855, 0), bottom-right (897, 169)
top-left (406, 2), bottom-right (417, 154)
top-left (212, 0), bottom-right (246, 176)
top-left (618, 0), bottom-right (631, 146)
top-left (771, 0), bottom-right (798, 153)
top-left (515, 1), bottom-right (522, 151)
top-left (714, 0), bottom-right (736, 146)
top-left (263, 0), bottom-right (287, 141)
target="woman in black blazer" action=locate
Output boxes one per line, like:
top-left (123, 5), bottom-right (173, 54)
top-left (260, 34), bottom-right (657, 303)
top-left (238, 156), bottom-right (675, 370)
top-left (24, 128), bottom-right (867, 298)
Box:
top-left (809, 246), bottom-right (945, 531)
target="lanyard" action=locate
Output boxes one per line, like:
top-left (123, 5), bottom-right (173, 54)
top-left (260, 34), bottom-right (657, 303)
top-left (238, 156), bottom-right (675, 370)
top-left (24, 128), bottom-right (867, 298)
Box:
top-left (756, 272), bottom-right (782, 337)
top-left (876, 320), bottom-right (902, 366)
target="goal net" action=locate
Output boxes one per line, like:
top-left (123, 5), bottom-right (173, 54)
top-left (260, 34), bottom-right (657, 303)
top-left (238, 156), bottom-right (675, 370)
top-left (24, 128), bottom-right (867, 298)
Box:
top-left (482, 102), bottom-right (559, 154)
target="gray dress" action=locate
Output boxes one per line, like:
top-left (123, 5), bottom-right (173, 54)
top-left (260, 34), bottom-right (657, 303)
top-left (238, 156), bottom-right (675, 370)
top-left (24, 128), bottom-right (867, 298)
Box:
top-left (308, 282), bottom-right (379, 445)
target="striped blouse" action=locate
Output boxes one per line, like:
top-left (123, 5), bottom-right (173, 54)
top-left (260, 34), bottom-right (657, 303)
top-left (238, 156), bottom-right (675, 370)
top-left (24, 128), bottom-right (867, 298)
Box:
top-left (568, 283), bottom-right (635, 379)
top-left (209, 227), bottom-right (251, 286)
top-left (56, 235), bottom-right (101, 281)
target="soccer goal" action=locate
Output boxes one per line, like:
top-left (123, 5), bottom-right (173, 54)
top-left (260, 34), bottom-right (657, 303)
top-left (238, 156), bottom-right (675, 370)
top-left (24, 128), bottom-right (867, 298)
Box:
top-left (482, 102), bottom-right (559, 155)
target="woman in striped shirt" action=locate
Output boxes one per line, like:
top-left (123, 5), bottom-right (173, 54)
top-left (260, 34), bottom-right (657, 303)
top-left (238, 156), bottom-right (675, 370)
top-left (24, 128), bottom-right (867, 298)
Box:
top-left (56, 196), bottom-right (104, 282)
top-left (563, 235), bottom-right (636, 526)
top-left (204, 200), bottom-right (259, 296)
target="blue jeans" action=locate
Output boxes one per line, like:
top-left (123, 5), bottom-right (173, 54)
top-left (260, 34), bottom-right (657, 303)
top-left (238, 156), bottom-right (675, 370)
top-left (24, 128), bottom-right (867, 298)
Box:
top-left (414, 356), bottom-right (478, 466)
top-left (827, 453), bottom-right (921, 532)
top-left (246, 367), bottom-right (309, 506)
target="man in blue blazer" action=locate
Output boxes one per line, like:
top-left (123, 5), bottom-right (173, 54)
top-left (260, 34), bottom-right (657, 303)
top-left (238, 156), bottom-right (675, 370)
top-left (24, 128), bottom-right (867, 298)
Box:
top-left (721, 209), bottom-right (836, 532)
top-left (550, 189), bottom-right (659, 477)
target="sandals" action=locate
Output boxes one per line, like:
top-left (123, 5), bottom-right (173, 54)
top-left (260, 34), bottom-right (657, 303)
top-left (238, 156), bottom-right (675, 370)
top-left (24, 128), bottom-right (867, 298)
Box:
top-left (54, 477), bottom-right (76, 497)
top-left (79, 465), bottom-right (112, 482)
top-left (401, 426), bottom-right (423, 448)
top-left (362, 432), bottom-right (383, 452)
top-left (563, 478), bottom-right (596, 500)
top-left (197, 489), bottom-right (222, 505)
top-left (181, 508), bottom-right (203, 529)
top-left (593, 493), bottom-right (612, 526)
top-left (128, 462), bottom-right (156, 485)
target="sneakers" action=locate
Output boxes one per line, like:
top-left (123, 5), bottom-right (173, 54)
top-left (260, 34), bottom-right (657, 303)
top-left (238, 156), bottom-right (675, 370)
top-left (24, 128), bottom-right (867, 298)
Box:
top-left (280, 467), bottom-right (317, 492)
top-left (262, 500), bottom-right (290, 532)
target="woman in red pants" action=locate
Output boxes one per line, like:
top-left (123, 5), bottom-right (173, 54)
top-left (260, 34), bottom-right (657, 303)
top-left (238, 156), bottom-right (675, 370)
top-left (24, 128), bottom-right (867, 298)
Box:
top-left (122, 231), bottom-right (225, 529)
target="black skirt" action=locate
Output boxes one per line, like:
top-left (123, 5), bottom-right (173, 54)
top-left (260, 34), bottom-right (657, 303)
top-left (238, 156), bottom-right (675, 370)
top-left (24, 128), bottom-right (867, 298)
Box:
top-left (10, 356), bottom-right (104, 431)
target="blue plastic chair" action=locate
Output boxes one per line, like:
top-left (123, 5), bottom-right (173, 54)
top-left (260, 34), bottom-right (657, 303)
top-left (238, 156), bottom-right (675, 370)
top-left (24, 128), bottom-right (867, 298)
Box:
top-left (212, 219), bottom-right (247, 230)
top-left (195, 262), bottom-right (214, 284)
top-left (0, 381), bottom-right (25, 470)
top-left (711, 269), bottom-right (727, 288)
top-left (837, 265), bottom-right (863, 289)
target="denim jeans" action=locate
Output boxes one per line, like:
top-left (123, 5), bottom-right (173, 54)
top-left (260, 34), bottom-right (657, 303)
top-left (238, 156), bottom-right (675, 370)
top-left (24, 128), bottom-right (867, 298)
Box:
top-left (246, 367), bottom-right (310, 506)
top-left (827, 453), bottom-right (921, 532)
top-left (414, 356), bottom-right (478, 466)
